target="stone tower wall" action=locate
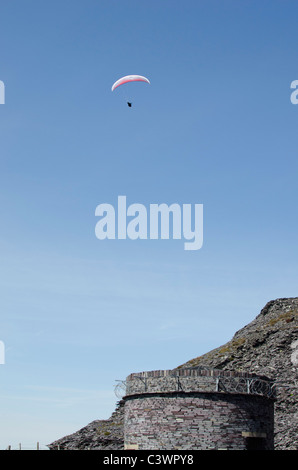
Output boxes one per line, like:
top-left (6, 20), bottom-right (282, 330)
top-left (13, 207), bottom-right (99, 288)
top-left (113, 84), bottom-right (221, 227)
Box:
top-left (123, 368), bottom-right (275, 450)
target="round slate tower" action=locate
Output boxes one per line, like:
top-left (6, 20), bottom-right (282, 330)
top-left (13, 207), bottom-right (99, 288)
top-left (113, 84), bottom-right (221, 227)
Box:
top-left (123, 368), bottom-right (275, 450)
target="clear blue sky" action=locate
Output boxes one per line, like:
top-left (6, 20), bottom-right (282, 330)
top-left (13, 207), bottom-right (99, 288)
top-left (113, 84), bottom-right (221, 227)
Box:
top-left (0, 0), bottom-right (298, 449)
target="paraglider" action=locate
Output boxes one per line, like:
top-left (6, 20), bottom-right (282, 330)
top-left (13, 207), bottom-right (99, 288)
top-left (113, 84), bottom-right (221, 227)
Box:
top-left (111, 75), bottom-right (150, 92)
top-left (111, 75), bottom-right (150, 107)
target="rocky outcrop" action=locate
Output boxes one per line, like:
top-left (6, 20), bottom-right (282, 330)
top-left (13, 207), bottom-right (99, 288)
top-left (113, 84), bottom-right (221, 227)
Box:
top-left (49, 400), bottom-right (124, 450)
top-left (48, 297), bottom-right (298, 450)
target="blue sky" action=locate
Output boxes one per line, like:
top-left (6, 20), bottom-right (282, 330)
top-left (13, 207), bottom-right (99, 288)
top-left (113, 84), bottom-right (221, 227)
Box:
top-left (1, 0), bottom-right (298, 449)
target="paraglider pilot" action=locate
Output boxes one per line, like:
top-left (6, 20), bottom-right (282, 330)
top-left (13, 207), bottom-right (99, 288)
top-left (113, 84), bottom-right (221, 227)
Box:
top-left (111, 75), bottom-right (150, 108)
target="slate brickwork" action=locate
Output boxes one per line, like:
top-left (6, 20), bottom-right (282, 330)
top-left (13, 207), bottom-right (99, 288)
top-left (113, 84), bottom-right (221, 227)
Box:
top-left (124, 368), bottom-right (275, 450)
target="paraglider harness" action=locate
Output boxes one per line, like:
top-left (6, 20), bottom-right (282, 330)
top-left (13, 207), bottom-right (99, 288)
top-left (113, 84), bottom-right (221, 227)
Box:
top-left (127, 102), bottom-right (132, 107)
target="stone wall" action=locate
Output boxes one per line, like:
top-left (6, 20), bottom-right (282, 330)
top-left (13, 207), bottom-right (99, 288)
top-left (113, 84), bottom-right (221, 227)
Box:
top-left (125, 368), bottom-right (275, 396)
top-left (124, 368), bottom-right (275, 450)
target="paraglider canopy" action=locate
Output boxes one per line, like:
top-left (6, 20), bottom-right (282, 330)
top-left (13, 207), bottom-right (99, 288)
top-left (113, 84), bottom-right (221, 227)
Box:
top-left (111, 75), bottom-right (150, 92)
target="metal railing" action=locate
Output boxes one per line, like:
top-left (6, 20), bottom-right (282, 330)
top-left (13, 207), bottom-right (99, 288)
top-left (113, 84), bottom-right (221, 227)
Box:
top-left (215, 376), bottom-right (276, 398)
top-left (119, 370), bottom-right (276, 399)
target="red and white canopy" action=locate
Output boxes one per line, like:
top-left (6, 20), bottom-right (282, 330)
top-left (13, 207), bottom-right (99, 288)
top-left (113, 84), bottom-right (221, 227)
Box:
top-left (111, 75), bottom-right (150, 91)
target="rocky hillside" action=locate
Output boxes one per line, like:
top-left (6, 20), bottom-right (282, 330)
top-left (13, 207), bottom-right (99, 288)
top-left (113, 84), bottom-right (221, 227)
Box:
top-left (49, 399), bottom-right (125, 450)
top-left (49, 297), bottom-right (298, 450)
